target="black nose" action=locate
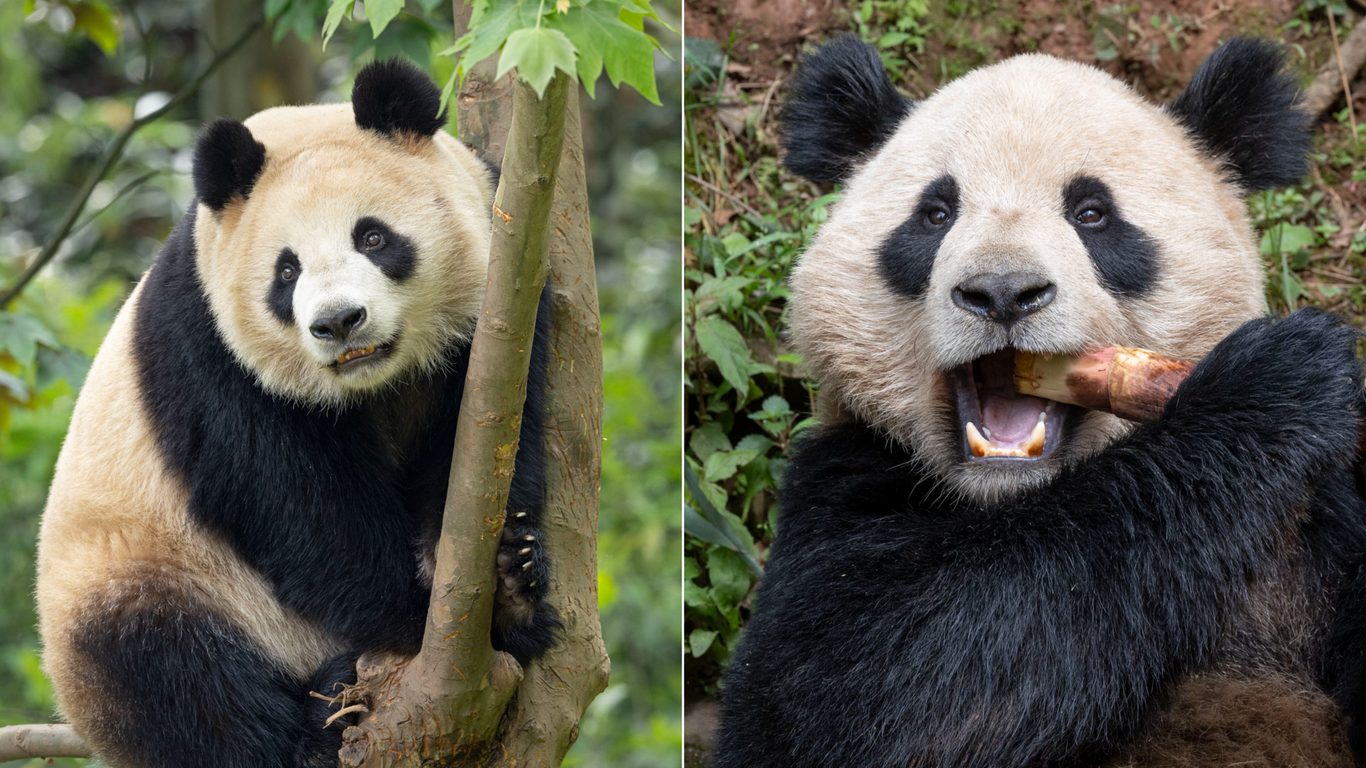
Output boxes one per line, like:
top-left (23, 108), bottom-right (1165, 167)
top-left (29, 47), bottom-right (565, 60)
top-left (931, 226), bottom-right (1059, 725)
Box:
top-left (951, 271), bottom-right (1056, 325)
top-left (309, 306), bottom-right (367, 340)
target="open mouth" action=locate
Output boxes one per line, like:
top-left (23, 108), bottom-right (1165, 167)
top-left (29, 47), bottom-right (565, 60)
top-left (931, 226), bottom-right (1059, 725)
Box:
top-left (948, 348), bottom-right (1075, 461)
top-left (331, 341), bottom-right (394, 370)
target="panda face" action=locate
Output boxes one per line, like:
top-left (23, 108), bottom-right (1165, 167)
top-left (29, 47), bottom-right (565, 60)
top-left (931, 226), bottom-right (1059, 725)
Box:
top-left (189, 82), bottom-right (494, 407)
top-left (784, 41), bottom-right (1308, 503)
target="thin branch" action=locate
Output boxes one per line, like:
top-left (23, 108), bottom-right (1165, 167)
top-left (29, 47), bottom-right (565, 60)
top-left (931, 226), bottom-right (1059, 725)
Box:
top-left (1303, 16), bottom-right (1366, 117)
top-left (0, 14), bottom-right (265, 309)
top-left (0, 724), bottom-right (89, 762)
top-left (1329, 10), bottom-right (1358, 138)
top-left (684, 172), bottom-right (769, 223)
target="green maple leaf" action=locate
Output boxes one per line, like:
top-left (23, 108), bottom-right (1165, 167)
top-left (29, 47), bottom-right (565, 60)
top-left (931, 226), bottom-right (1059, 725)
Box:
top-left (496, 27), bottom-right (578, 98)
top-left (547, 2), bottom-right (661, 103)
top-left (363, 0), bottom-right (405, 38)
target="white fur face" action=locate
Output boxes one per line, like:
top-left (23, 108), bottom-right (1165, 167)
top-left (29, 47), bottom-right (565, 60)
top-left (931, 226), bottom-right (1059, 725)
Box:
top-left (789, 54), bottom-right (1267, 503)
top-left (194, 105), bottom-right (494, 407)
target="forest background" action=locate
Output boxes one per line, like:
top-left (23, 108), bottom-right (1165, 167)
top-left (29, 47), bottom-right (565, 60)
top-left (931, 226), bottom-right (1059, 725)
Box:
top-left (0, 0), bottom-right (682, 766)
top-left (683, 0), bottom-right (1366, 764)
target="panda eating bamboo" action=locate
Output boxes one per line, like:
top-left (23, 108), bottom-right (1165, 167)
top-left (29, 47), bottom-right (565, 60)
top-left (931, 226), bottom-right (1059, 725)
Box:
top-left (35, 60), bottom-right (558, 768)
top-left (716, 37), bottom-right (1366, 767)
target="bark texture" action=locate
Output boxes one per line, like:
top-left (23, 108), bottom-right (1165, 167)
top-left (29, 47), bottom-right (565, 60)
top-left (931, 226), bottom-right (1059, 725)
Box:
top-left (1302, 17), bottom-right (1366, 117)
top-left (489, 84), bottom-right (611, 767)
top-left (0, 724), bottom-right (89, 761)
top-left (338, 73), bottom-right (583, 768)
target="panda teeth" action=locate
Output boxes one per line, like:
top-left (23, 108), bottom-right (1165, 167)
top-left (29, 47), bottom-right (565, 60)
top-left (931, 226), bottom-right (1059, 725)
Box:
top-left (965, 422), bottom-right (991, 458)
top-left (965, 420), bottom-right (1047, 458)
top-left (1023, 420), bottom-right (1046, 457)
top-left (335, 345), bottom-right (378, 364)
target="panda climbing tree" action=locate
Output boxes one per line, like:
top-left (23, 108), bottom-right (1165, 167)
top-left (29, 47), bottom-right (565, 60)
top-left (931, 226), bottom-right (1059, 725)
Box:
top-left (0, 2), bottom-right (672, 767)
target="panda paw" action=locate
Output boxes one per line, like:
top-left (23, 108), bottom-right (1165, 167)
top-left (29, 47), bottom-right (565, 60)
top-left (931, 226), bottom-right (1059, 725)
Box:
top-left (295, 651), bottom-right (362, 768)
top-left (1170, 308), bottom-right (1363, 470)
top-left (492, 513), bottom-right (561, 664)
top-left (496, 513), bottom-right (550, 607)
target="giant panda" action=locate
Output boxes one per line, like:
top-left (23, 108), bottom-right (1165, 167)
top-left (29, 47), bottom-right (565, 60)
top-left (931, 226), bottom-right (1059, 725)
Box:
top-left (715, 36), bottom-right (1366, 767)
top-left (35, 59), bottom-right (559, 768)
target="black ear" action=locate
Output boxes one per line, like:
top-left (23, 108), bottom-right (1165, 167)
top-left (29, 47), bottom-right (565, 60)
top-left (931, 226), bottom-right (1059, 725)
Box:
top-left (352, 58), bottom-right (445, 138)
top-left (1166, 38), bottom-right (1312, 192)
top-left (193, 119), bottom-right (266, 211)
top-left (781, 35), bottom-right (913, 185)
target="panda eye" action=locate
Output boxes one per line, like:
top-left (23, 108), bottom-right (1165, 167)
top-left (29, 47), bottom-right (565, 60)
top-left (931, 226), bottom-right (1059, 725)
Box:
top-left (1076, 208), bottom-right (1105, 226)
top-left (926, 208), bottom-right (950, 226)
top-left (364, 231), bottom-right (385, 250)
top-left (279, 263), bottom-right (297, 282)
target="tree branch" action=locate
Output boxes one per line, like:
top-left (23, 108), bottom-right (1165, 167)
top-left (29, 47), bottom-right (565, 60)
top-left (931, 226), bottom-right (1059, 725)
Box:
top-left (339, 72), bottom-right (572, 767)
top-left (0, 13), bottom-right (264, 309)
top-left (0, 724), bottom-right (89, 762)
top-left (1303, 16), bottom-right (1366, 117)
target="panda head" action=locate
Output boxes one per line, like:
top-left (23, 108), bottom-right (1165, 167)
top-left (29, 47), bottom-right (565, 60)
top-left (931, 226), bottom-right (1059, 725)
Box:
top-left (784, 37), bottom-right (1312, 503)
top-left (189, 59), bottom-right (494, 407)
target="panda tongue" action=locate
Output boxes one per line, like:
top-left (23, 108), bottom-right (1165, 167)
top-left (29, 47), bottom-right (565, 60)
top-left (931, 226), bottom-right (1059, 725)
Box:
top-left (976, 350), bottom-right (1044, 444)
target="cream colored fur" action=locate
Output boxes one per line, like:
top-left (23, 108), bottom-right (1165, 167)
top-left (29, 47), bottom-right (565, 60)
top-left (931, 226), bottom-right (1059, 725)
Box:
top-left (788, 54), bottom-right (1265, 503)
top-left (36, 281), bottom-right (343, 729)
top-left (37, 106), bottom-right (495, 732)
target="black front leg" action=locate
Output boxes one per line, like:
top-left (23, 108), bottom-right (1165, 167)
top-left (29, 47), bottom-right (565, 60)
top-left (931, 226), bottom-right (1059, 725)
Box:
top-left (492, 509), bottom-right (561, 664)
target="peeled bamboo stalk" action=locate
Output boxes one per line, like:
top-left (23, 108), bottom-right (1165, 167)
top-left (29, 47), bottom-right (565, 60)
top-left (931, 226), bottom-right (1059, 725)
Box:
top-left (1015, 346), bottom-right (1366, 452)
top-left (1014, 346), bottom-right (1196, 423)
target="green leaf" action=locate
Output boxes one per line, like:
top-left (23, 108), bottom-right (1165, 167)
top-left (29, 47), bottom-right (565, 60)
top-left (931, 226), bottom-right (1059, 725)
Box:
top-left (683, 576), bottom-right (710, 608)
top-left (688, 421), bottom-right (732, 462)
top-left (364, 0), bottom-right (405, 38)
top-left (721, 232), bottom-right (750, 256)
top-left (1260, 222), bottom-right (1317, 255)
top-left (702, 448), bottom-right (759, 482)
top-left (0, 370), bottom-right (29, 405)
top-left (546, 3), bottom-right (661, 103)
top-left (0, 313), bottom-right (58, 368)
top-left (416, 0), bottom-right (444, 9)
top-left (265, 0), bottom-right (292, 19)
top-left (735, 434), bottom-right (773, 454)
top-left (451, 0), bottom-right (537, 67)
top-left (693, 315), bottom-right (755, 394)
top-left (707, 547), bottom-right (755, 606)
top-left (688, 628), bottom-right (718, 657)
top-left (685, 464), bottom-right (762, 575)
top-left (274, 0), bottom-right (325, 43)
top-left (70, 1), bottom-right (121, 54)
top-left (35, 345), bottom-right (90, 392)
top-left (684, 506), bottom-right (735, 550)
top-left (497, 27), bottom-right (578, 97)
top-left (321, 0), bottom-right (355, 48)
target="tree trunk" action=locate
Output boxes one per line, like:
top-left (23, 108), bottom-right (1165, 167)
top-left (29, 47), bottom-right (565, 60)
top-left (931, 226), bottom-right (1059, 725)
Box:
top-left (489, 83), bottom-right (610, 767)
top-left (337, 65), bottom-right (607, 765)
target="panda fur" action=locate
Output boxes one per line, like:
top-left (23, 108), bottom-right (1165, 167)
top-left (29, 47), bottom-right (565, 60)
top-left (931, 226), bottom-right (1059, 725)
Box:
top-left (715, 37), bottom-right (1366, 767)
top-left (35, 59), bottom-right (558, 768)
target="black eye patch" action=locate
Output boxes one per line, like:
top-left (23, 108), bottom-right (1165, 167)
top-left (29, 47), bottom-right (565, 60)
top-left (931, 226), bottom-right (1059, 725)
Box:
top-left (352, 216), bottom-right (416, 281)
top-left (877, 174), bottom-right (959, 299)
top-left (266, 249), bottom-right (299, 324)
top-left (1062, 176), bottom-right (1159, 298)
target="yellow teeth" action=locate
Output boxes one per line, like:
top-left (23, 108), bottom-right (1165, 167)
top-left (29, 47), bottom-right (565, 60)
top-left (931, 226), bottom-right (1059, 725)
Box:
top-left (966, 420), bottom-right (1047, 459)
top-left (335, 346), bottom-right (377, 364)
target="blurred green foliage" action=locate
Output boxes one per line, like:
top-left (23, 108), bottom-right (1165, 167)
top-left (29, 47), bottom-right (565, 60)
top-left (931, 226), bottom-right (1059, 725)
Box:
top-left (0, 1), bottom-right (680, 766)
